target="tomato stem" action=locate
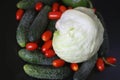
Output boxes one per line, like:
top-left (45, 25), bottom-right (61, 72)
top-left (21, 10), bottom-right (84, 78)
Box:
top-left (102, 57), bottom-right (116, 67)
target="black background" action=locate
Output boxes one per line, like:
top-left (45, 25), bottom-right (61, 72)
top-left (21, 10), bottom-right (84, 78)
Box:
top-left (1, 0), bottom-right (120, 80)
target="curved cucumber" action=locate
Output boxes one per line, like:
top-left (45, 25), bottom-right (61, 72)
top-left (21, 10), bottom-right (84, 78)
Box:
top-left (28, 5), bottom-right (51, 42)
top-left (73, 54), bottom-right (98, 80)
top-left (96, 11), bottom-right (109, 57)
top-left (18, 49), bottom-right (59, 65)
top-left (16, 9), bottom-right (36, 47)
top-left (17, 0), bottom-right (60, 9)
top-left (23, 64), bottom-right (72, 79)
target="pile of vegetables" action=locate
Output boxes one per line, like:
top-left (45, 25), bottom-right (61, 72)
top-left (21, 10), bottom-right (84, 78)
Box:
top-left (16, 0), bottom-right (117, 80)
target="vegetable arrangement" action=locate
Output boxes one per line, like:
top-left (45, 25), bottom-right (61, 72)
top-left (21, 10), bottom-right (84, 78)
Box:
top-left (16, 0), bottom-right (117, 80)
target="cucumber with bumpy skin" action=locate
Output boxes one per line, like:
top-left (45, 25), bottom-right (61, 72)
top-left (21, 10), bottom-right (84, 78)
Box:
top-left (28, 5), bottom-right (51, 42)
top-left (47, 20), bottom-right (57, 33)
top-left (23, 64), bottom-right (73, 79)
top-left (16, 9), bottom-right (36, 47)
top-left (18, 49), bottom-right (59, 65)
top-left (73, 54), bottom-right (98, 80)
top-left (17, 0), bottom-right (60, 9)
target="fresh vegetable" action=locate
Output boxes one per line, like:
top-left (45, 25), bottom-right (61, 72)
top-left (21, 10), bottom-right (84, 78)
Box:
top-left (59, 5), bottom-right (67, 13)
top-left (73, 54), bottom-right (98, 80)
top-left (17, 0), bottom-right (60, 9)
top-left (23, 64), bottom-right (72, 79)
top-left (52, 59), bottom-right (65, 68)
top-left (16, 9), bottom-right (36, 47)
top-left (41, 30), bottom-right (52, 42)
top-left (62, 0), bottom-right (89, 8)
top-left (18, 49), bottom-right (59, 65)
top-left (41, 40), bottom-right (52, 52)
top-left (48, 11), bottom-right (62, 20)
top-left (47, 20), bottom-right (57, 32)
top-left (52, 2), bottom-right (59, 12)
top-left (26, 42), bottom-right (38, 51)
top-left (52, 7), bottom-right (104, 63)
top-left (44, 49), bottom-right (56, 58)
top-left (96, 58), bottom-right (105, 72)
top-left (70, 63), bottom-right (79, 71)
top-left (35, 2), bottom-right (43, 11)
top-left (106, 56), bottom-right (117, 64)
top-left (28, 5), bottom-right (51, 42)
top-left (16, 9), bottom-right (24, 21)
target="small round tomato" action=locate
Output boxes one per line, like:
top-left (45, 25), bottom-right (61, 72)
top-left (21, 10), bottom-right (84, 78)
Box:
top-left (52, 59), bottom-right (65, 68)
top-left (59, 5), bottom-right (67, 13)
top-left (16, 9), bottom-right (24, 21)
top-left (48, 11), bottom-right (62, 20)
top-left (26, 42), bottom-right (38, 51)
top-left (106, 56), bottom-right (117, 64)
top-left (35, 2), bottom-right (43, 11)
top-left (70, 63), bottom-right (79, 71)
top-left (41, 30), bottom-right (52, 42)
top-left (96, 58), bottom-right (105, 72)
top-left (41, 40), bottom-right (52, 52)
top-left (44, 49), bottom-right (55, 58)
top-left (52, 2), bottom-right (59, 12)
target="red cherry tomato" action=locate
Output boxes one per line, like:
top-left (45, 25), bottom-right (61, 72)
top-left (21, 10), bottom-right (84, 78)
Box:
top-left (41, 30), bottom-right (52, 42)
top-left (52, 59), bottom-right (65, 68)
top-left (16, 9), bottom-right (24, 21)
top-left (96, 58), bottom-right (105, 72)
top-left (106, 56), bottom-right (117, 64)
top-left (26, 42), bottom-right (38, 51)
top-left (48, 11), bottom-right (62, 20)
top-left (35, 2), bottom-right (43, 11)
top-left (41, 40), bottom-right (52, 52)
top-left (44, 49), bottom-right (55, 58)
top-left (59, 5), bottom-right (67, 13)
top-left (52, 2), bottom-right (59, 12)
top-left (70, 63), bottom-right (79, 71)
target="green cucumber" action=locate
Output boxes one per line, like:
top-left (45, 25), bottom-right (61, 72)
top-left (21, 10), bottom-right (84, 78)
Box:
top-left (28, 5), bottom-right (51, 42)
top-left (23, 64), bottom-right (72, 79)
top-left (96, 11), bottom-right (109, 57)
top-left (73, 54), bottom-right (98, 80)
top-left (17, 0), bottom-right (60, 9)
top-left (18, 49), bottom-right (59, 65)
top-left (16, 9), bottom-right (36, 47)
top-left (47, 20), bottom-right (57, 33)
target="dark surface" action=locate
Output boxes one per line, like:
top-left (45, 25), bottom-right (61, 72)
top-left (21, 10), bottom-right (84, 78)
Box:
top-left (1, 0), bottom-right (120, 80)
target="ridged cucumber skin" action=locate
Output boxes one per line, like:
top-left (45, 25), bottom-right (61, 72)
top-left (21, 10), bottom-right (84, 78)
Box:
top-left (16, 9), bottom-right (36, 47)
top-left (23, 64), bottom-right (72, 79)
top-left (17, 0), bottom-right (60, 9)
top-left (28, 5), bottom-right (51, 42)
top-left (18, 49), bottom-right (59, 65)
top-left (73, 54), bottom-right (98, 80)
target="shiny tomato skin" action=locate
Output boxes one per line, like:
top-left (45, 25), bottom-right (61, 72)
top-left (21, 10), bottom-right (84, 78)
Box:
top-left (41, 40), bottom-right (52, 52)
top-left (70, 63), bottom-right (79, 71)
top-left (41, 30), bottom-right (52, 42)
top-left (52, 2), bottom-right (59, 12)
top-left (52, 59), bottom-right (65, 68)
top-left (35, 2), bottom-right (43, 11)
top-left (106, 56), bottom-right (117, 64)
top-left (48, 11), bottom-right (62, 20)
top-left (96, 58), bottom-right (105, 72)
top-left (59, 5), bottom-right (67, 13)
top-left (44, 49), bottom-right (55, 58)
top-left (26, 42), bottom-right (38, 51)
top-left (16, 9), bottom-right (24, 21)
